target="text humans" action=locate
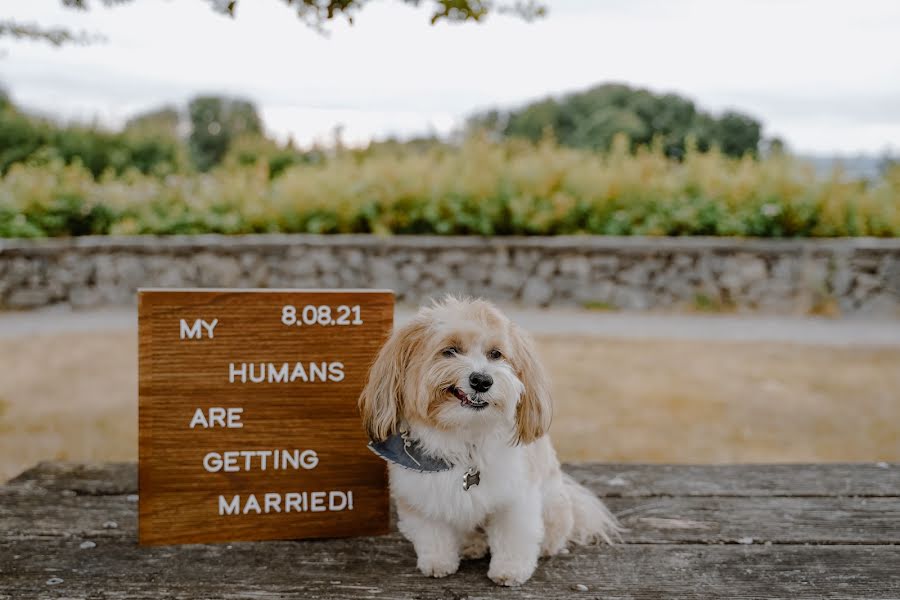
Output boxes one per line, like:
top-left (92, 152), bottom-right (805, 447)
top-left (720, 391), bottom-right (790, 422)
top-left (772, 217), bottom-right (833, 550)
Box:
top-left (229, 362), bottom-right (344, 383)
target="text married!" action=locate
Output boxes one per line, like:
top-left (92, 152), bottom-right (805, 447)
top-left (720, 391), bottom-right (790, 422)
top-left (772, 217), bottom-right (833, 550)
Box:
top-left (219, 490), bottom-right (354, 515)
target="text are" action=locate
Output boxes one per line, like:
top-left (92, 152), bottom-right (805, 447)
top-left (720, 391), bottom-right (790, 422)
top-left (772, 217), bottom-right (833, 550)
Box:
top-left (190, 407), bottom-right (243, 429)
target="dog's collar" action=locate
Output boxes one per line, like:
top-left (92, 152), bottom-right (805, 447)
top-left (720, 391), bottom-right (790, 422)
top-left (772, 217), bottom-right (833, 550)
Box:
top-left (367, 432), bottom-right (453, 473)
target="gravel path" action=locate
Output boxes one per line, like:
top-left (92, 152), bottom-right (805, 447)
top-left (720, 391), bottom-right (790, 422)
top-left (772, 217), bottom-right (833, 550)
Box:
top-left (1, 305), bottom-right (898, 346)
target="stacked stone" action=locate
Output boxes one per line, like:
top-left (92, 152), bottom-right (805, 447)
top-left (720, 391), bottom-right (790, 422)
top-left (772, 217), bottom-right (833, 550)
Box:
top-left (1, 235), bottom-right (897, 316)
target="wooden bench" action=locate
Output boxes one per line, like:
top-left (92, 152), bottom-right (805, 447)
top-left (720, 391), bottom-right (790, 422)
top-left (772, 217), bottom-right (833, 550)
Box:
top-left (3, 462), bottom-right (898, 598)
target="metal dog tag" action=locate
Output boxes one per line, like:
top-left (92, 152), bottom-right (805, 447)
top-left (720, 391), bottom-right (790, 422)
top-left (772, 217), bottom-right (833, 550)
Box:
top-left (463, 467), bottom-right (480, 491)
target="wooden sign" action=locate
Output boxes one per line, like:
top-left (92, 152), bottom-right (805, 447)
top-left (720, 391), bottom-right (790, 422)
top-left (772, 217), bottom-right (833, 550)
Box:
top-left (137, 289), bottom-right (393, 546)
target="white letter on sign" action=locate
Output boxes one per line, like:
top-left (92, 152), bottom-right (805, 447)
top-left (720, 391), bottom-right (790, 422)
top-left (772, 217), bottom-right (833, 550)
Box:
top-left (190, 409), bottom-right (208, 429)
top-left (219, 495), bottom-right (240, 515)
top-left (310, 491), bottom-right (326, 512)
top-left (203, 452), bottom-right (223, 472)
top-left (201, 319), bottom-right (218, 338)
top-left (329, 491), bottom-right (348, 511)
top-left (229, 363), bottom-right (247, 383)
top-left (180, 318), bottom-right (218, 339)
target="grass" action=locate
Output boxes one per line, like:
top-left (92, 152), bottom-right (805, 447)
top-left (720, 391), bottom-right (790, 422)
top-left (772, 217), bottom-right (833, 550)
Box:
top-left (1, 331), bottom-right (898, 482)
top-left (542, 336), bottom-right (900, 463)
top-left (581, 301), bottom-right (617, 312)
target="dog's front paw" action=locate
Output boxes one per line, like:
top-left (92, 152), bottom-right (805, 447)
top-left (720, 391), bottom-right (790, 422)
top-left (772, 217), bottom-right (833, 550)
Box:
top-left (488, 557), bottom-right (536, 587)
top-left (417, 554), bottom-right (460, 578)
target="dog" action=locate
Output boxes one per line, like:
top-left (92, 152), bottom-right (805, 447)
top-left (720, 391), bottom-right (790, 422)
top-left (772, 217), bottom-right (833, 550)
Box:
top-left (359, 296), bottom-right (620, 586)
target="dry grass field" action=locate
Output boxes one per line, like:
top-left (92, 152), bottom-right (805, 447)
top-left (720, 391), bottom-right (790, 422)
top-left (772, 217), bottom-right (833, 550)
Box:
top-left (1, 331), bottom-right (898, 482)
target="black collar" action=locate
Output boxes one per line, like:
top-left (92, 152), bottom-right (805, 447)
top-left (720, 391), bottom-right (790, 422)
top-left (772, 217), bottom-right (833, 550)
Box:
top-left (367, 433), bottom-right (453, 473)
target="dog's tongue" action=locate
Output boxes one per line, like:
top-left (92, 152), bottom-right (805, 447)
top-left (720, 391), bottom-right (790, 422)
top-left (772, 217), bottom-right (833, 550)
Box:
top-left (451, 386), bottom-right (470, 403)
top-left (452, 386), bottom-right (487, 407)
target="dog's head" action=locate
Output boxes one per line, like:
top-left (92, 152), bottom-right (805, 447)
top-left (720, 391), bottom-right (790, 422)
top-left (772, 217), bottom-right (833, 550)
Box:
top-left (359, 296), bottom-right (551, 445)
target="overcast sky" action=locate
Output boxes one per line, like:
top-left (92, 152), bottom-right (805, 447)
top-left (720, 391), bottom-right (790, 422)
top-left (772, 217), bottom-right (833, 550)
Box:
top-left (3, 0), bottom-right (899, 154)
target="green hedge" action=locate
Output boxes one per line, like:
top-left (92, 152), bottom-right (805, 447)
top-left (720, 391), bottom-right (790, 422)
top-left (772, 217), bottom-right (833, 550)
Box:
top-left (1, 136), bottom-right (897, 238)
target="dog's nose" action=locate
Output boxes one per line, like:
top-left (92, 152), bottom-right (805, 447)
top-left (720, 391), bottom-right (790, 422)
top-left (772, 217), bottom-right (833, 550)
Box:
top-left (469, 372), bottom-right (493, 393)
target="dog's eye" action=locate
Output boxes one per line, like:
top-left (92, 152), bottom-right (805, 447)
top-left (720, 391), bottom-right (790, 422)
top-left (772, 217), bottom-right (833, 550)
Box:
top-left (488, 348), bottom-right (503, 360)
top-left (442, 347), bottom-right (459, 357)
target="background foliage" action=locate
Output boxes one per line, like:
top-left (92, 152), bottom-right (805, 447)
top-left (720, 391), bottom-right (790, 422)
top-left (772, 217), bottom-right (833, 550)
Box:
top-left (0, 84), bottom-right (896, 240)
top-left (0, 90), bottom-right (183, 177)
top-left (187, 96), bottom-right (263, 172)
top-left (470, 83), bottom-right (762, 159)
top-left (2, 133), bottom-right (897, 239)
top-left (1, 0), bottom-right (545, 48)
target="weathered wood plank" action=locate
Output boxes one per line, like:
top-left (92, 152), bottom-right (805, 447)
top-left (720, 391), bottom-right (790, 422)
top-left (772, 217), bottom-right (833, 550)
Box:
top-left (6, 462), bottom-right (137, 495)
top-left (610, 496), bottom-right (900, 544)
top-left (11, 461), bottom-right (900, 498)
top-left (565, 462), bottom-right (900, 497)
top-left (3, 462), bottom-right (898, 599)
top-left (3, 481), bottom-right (899, 545)
top-left (3, 538), bottom-right (898, 599)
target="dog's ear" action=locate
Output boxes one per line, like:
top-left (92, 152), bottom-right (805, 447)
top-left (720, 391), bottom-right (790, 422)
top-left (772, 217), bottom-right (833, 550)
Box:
top-left (359, 318), bottom-right (428, 442)
top-left (509, 323), bottom-right (553, 444)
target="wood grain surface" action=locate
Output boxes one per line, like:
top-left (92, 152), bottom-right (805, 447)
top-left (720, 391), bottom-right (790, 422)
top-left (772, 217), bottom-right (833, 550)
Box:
top-left (137, 289), bottom-right (394, 545)
top-left (3, 461), bottom-right (899, 599)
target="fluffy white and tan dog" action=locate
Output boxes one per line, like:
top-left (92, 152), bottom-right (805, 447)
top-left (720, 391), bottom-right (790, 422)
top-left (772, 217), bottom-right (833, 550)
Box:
top-left (359, 296), bottom-right (619, 586)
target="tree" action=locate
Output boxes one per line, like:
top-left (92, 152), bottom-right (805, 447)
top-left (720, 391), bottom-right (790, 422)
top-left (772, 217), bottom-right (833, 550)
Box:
top-left (0, 96), bottom-right (182, 177)
top-left (0, 20), bottom-right (100, 47)
top-left (188, 95), bottom-right (262, 171)
top-left (471, 83), bottom-right (762, 159)
top-left (1, 0), bottom-right (545, 47)
top-left (0, 99), bottom-right (50, 173)
top-left (125, 106), bottom-right (181, 138)
top-left (714, 111), bottom-right (762, 158)
top-left (123, 106), bottom-right (186, 174)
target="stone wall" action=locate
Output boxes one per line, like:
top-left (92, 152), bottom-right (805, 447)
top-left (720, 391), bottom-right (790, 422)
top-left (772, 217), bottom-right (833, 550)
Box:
top-left (1, 235), bottom-right (898, 316)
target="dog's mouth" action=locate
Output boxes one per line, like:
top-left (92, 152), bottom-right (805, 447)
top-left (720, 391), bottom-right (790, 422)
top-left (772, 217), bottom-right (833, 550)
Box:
top-left (448, 386), bottom-right (488, 411)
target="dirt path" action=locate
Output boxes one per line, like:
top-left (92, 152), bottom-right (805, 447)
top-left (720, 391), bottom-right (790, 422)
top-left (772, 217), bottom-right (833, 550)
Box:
top-left (2, 325), bottom-right (898, 482)
top-left (4, 306), bottom-right (900, 345)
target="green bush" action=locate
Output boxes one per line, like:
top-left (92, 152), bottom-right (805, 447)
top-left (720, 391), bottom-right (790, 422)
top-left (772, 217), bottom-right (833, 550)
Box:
top-left (0, 135), bottom-right (897, 239)
top-left (0, 103), bottom-right (183, 178)
top-left (223, 135), bottom-right (315, 180)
